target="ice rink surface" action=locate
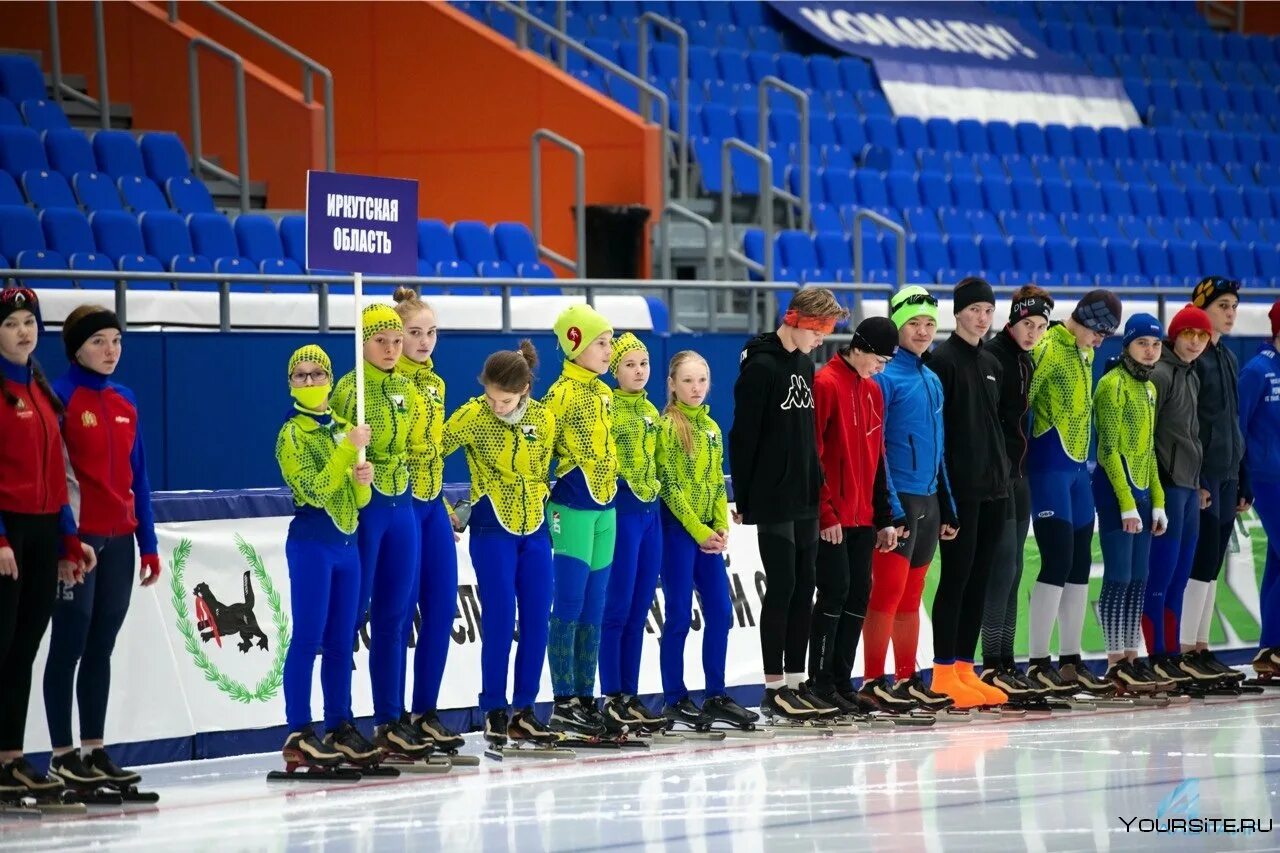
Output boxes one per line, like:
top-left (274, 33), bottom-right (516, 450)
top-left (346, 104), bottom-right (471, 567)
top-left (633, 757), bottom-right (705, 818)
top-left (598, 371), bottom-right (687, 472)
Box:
top-left (4, 693), bottom-right (1280, 852)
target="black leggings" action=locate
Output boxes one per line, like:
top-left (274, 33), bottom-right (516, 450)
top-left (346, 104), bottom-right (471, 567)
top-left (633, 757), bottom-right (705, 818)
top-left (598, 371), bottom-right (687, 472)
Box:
top-left (932, 497), bottom-right (1009, 663)
top-left (757, 519), bottom-right (818, 676)
top-left (1191, 477), bottom-right (1238, 583)
top-left (982, 478), bottom-right (1031, 665)
top-left (44, 534), bottom-right (135, 747)
top-left (0, 512), bottom-right (61, 752)
top-left (808, 526), bottom-right (874, 693)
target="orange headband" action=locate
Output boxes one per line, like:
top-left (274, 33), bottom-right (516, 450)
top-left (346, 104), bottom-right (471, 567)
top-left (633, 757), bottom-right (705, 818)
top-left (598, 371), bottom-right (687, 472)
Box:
top-left (783, 309), bottom-right (837, 334)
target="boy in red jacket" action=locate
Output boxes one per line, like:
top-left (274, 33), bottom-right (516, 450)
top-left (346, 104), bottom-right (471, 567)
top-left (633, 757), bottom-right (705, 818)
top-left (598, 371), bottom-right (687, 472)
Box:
top-left (806, 317), bottom-right (906, 712)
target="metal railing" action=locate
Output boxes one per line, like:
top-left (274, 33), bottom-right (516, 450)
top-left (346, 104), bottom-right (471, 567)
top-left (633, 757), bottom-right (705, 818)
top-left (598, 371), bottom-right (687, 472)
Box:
top-left (1203, 0), bottom-right (1245, 32)
top-left (168, 0), bottom-right (336, 171)
top-left (663, 201), bottom-right (719, 327)
top-left (188, 37), bottom-right (251, 212)
top-left (852, 209), bottom-right (908, 290)
top-left (47, 0), bottom-right (111, 130)
top-left (757, 76), bottom-right (810, 232)
top-left (720, 138), bottom-right (776, 334)
top-left (636, 12), bottom-right (689, 201)
top-left (531, 128), bottom-right (586, 277)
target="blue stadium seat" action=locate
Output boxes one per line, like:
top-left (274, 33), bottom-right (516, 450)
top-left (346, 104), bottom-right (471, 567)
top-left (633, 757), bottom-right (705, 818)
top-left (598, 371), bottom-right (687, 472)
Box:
top-left (16, 248), bottom-right (72, 288)
top-left (118, 175), bottom-right (169, 213)
top-left (140, 132), bottom-right (193, 184)
top-left (1167, 239), bottom-right (1198, 276)
top-left (0, 204), bottom-right (44, 263)
top-left (886, 170), bottom-right (919, 208)
top-left (417, 218), bottom-right (457, 266)
top-left (1076, 237), bottom-right (1110, 274)
top-left (947, 235), bottom-right (982, 272)
top-left (114, 253), bottom-right (171, 290)
top-left (452, 220), bottom-right (500, 267)
top-left (838, 58), bottom-right (872, 92)
top-left (1215, 187), bottom-right (1246, 220)
top-left (1158, 185), bottom-right (1191, 219)
top-left (40, 207), bottom-right (95, 256)
top-left (1256, 245), bottom-right (1280, 280)
top-left (1100, 126), bottom-right (1131, 160)
top-left (1043, 179), bottom-right (1073, 215)
top-left (854, 172), bottom-right (888, 207)
top-left (912, 233), bottom-right (949, 274)
top-left (68, 251), bottom-right (114, 288)
top-left (168, 254), bottom-right (216, 291)
top-left (967, 209), bottom-right (1003, 238)
top-left (958, 119), bottom-right (989, 154)
top-left (917, 171), bottom-right (950, 208)
top-left (72, 171), bottom-right (122, 212)
top-left (188, 211), bottom-right (247, 264)
top-left (92, 130), bottom-right (146, 178)
top-left (0, 171), bottom-right (21, 207)
top-left (897, 116), bottom-right (928, 152)
top-left (1011, 235), bottom-right (1048, 274)
top-left (21, 169), bottom-right (77, 210)
top-left (1045, 123), bottom-right (1075, 158)
top-left (1187, 185), bottom-right (1217, 219)
top-left (746, 50), bottom-right (776, 85)
top-left (232, 214), bottom-right (286, 265)
top-left (165, 176), bottom-right (215, 216)
top-left (927, 118), bottom-right (959, 152)
top-left (1184, 131), bottom-right (1212, 164)
top-left (1227, 241), bottom-right (1259, 280)
top-left (981, 177), bottom-right (1014, 212)
top-left (44, 129), bottom-right (95, 175)
top-left (1072, 181), bottom-right (1105, 216)
top-left (1044, 235), bottom-right (1079, 273)
top-left (0, 56), bottom-right (46, 103)
top-left (1129, 184), bottom-right (1161, 218)
top-left (90, 209), bottom-right (148, 262)
top-left (1244, 186), bottom-right (1275, 219)
top-left (1012, 178), bottom-right (1045, 213)
top-left (140, 210), bottom-right (194, 266)
top-left (987, 121), bottom-right (1017, 156)
top-left (1107, 239), bottom-right (1141, 276)
top-left (1015, 122), bottom-right (1046, 157)
top-left (1136, 239), bottom-right (1170, 278)
top-left (276, 214), bottom-right (306, 267)
top-left (0, 97), bottom-right (20, 127)
top-left (19, 99), bottom-right (68, 132)
top-left (812, 232), bottom-right (849, 274)
top-left (1072, 126), bottom-right (1103, 160)
top-left (979, 236), bottom-right (1014, 274)
top-left (477, 259), bottom-right (517, 279)
top-left (0, 125), bottom-right (49, 174)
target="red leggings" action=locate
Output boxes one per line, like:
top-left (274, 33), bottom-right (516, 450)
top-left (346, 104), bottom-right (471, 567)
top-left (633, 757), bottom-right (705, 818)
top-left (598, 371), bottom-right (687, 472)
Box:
top-left (862, 551), bottom-right (929, 680)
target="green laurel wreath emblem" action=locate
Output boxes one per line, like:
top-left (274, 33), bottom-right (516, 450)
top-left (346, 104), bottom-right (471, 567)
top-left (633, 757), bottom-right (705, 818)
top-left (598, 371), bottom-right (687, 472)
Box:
top-left (169, 535), bottom-right (290, 703)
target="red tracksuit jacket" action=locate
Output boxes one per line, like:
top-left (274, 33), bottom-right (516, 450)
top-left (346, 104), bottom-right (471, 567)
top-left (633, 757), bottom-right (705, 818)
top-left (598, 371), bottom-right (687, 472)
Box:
top-left (0, 360), bottom-right (76, 547)
top-left (813, 352), bottom-right (895, 531)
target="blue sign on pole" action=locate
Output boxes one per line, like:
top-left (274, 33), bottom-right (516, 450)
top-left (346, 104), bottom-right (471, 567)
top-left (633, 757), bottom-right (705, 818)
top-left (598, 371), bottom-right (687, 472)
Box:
top-left (305, 170), bottom-right (419, 275)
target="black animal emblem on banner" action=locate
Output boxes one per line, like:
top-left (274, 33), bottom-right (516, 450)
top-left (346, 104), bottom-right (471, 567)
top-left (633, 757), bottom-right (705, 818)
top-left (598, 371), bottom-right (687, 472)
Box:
top-left (193, 570), bottom-right (270, 653)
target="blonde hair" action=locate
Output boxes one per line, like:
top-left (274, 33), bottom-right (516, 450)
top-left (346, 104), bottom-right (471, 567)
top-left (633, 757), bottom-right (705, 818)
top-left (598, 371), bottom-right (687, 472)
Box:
top-left (664, 350), bottom-right (709, 456)
top-left (392, 285), bottom-right (434, 322)
top-left (480, 339), bottom-right (538, 393)
top-left (789, 286), bottom-right (848, 320)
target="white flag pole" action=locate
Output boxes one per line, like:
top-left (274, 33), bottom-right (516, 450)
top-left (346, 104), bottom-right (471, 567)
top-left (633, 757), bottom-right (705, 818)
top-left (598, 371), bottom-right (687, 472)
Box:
top-left (354, 270), bottom-right (366, 464)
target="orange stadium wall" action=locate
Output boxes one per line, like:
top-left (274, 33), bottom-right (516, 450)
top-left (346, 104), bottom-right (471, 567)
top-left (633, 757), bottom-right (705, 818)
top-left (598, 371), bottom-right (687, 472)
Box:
top-left (2, 1), bottom-right (324, 209)
top-left (157, 0), bottom-right (662, 275)
top-left (1244, 2), bottom-right (1280, 34)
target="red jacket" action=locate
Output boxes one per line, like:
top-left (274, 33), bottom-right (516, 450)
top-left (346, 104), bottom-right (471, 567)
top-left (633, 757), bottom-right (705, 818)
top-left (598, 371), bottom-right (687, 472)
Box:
top-left (0, 360), bottom-right (76, 548)
top-left (55, 364), bottom-right (157, 553)
top-left (814, 353), bottom-right (895, 530)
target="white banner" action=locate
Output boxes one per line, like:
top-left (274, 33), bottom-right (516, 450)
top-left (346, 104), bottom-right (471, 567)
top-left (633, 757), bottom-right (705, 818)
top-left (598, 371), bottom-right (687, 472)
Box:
top-left (21, 507), bottom-right (1264, 753)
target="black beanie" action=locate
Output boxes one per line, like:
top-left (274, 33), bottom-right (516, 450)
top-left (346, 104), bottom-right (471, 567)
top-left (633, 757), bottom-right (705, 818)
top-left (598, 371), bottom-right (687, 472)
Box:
top-left (953, 276), bottom-right (996, 314)
top-left (63, 308), bottom-right (122, 361)
top-left (0, 287), bottom-right (42, 331)
top-left (850, 316), bottom-right (898, 359)
top-left (1071, 289), bottom-right (1123, 335)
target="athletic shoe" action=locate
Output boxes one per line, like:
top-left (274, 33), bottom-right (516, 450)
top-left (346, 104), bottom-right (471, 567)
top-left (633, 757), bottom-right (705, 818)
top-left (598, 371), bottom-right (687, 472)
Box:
top-left (1251, 647), bottom-right (1280, 677)
top-left (579, 696), bottom-right (628, 736)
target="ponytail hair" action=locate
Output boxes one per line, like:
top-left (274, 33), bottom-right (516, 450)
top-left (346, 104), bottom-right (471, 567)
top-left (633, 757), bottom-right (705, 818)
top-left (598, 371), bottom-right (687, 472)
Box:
top-left (664, 350), bottom-right (709, 456)
top-left (2, 356), bottom-right (63, 415)
top-left (480, 339), bottom-right (538, 393)
top-left (391, 285), bottom-right (434, 321)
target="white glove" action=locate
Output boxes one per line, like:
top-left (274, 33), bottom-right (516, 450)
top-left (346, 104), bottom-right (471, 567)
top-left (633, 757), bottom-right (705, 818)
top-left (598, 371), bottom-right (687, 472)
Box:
top-left (1152, 508), bottom-right (1169, 534)
top-left (1121, 509), bottom-right (1143, 532)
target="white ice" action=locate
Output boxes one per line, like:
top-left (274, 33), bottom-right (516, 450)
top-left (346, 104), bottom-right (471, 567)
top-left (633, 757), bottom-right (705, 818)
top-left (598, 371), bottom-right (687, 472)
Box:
top-left (4, 695), bottom-right (1280, 852)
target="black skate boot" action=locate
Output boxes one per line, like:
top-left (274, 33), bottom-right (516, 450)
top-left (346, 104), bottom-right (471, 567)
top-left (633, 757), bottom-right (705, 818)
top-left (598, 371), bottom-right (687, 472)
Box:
top-left (374, 714), bottom-right (434, 760)
top-left (414, 711), bottom-right (467, 753)
top-left (484, 709), bottom-right (510, 747)
top-left (509, 707), bottom-right (561, 744)
top-left (891, 673), bottom-right (952, 712)
top-left (269, 725), bottom-right (362, 783)
top-left (604, 694), bottom-right (645, 730)
top-left (1151, 655), bottom-right (1194, 690)
top-left (1026, 661), bottom-right (1081, 697)
top-left (809, 685), bottom-right (861, 718)
top-left (858, 675), bottom-right (921, 714)
top-left (82, 748), bottom-right (141, 788)
top-left (47, 751), bottom-right (122, 806)
top-left (550, 697), bottom-right (607, 740)
top-left (796, 682), bottom-right (843, 720)
top-left (324, 720), bottom-right (382, 766)
top-left (703, 695), bottom-right (764, 735)
top-left (663, 696), bottom-right (713, 729)
top-left (981, 666), bottom-right (1034, 699)
top-left (760, 686), bottom-right (823, 728)
top-left (622, 695), bottom-right (668, 732)
top-left (1199, 649), bottom-right (1246, 683)
top-left (1059, 659), bottom-right (1117, 697)
top-left (1105, 659), bottom-right (1156, 695)
top-left (0, 758), bottom-right (81, 814)
top-left (1179, 650), bottom-right (1224, 684)
top-left (580, 696), bottom-right (629, 737)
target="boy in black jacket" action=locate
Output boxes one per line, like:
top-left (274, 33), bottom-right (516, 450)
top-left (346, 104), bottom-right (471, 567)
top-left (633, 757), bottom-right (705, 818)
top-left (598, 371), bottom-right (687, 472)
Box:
top-left (924, 277), bottom-right (1012, 709)
top-left (730, 287), bottom-right (847, 722)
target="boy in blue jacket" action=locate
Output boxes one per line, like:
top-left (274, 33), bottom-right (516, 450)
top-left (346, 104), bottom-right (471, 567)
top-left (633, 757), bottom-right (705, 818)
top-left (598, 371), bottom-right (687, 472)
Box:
top-left (1244, 301), bottom-right (1280, 677)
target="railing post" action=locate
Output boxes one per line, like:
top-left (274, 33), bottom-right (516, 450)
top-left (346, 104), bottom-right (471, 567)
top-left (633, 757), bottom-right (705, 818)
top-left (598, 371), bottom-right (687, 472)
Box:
top-left (48, 1), bottom-right (63, 105)
top-left (531, 129), bottom-right (586, 276)
top-left (189, 38), bottom-right (252, 212)
top-left (851, 208), bottom-right (907, 287)
top-left (637, 13), bottom-right (689, 202)
top-left (757, 76), bottom-right (810, 232)
top-left (93, 0), bottom-right (110, 130)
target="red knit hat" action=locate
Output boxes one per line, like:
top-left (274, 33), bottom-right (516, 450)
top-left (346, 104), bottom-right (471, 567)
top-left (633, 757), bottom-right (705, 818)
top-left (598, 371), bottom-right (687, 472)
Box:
top-left (1270, 299), bottom-right (1280, 340)
top-left (1167, 304), bottom-right (1213, 341)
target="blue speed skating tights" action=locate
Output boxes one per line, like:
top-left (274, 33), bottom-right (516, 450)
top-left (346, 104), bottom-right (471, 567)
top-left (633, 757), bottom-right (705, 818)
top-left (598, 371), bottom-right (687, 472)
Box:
top-left (1094, 475), bottom-right (1152, 655)
top-left (43, 534), bottom-right (135, 747)
top-left (599, 503), bottom-right (662, 697)
top-left (1143, 485), bottom-right (1200, 656)
top-left (658, 508), bottom-right (732, 706)
top-left (1254, 481), bottom-right (1280, 648)
top-left (1027, 453), bottom-right (1095, 661)
top-left (280, 527), bottom-right (360, 732)
top-left (408, 496), bottom-right (458, 714)
top-left (354, 490), bottom-right (419, 725)
top-left (469, 501), bottom-right (554, 712)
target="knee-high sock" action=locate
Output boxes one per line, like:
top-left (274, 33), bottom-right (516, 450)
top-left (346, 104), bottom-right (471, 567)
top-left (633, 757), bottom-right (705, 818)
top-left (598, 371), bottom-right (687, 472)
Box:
top-left (863, 550), bottom-right (909, 680)
top-left (572, 564), bottom-right (611, 697)
top-left (1099, 579), bottom-right (1126, 655)
top-left (1125, 579), bottom-right (1146, 653)
top-left (549, 553), bottom-right (589, 698)
top-left (1181, 580), bottom-right (1210, 647)
top-left (893, 565), bottom-right (928, 680)
top-left (1028, 582), bottom-right (1064, 660)
top-left (1197, 580), bottom-right (1217, 645)
top-left (1057, 583), bottom-right (1089, 659)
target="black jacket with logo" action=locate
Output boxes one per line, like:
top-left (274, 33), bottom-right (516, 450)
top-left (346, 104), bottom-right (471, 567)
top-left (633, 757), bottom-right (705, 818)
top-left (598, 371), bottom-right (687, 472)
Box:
top-left (924, 332), bottom-right (1011, 502)
top-left (1195, 340), bottom-right (1248, 495)
top-left (728, 332), bottom-right (822, 524)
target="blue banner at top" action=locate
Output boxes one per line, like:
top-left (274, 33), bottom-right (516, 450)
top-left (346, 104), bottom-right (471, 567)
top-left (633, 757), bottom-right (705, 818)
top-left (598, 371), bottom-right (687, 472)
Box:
top-left (768, 1), bottom-right (1085, 75)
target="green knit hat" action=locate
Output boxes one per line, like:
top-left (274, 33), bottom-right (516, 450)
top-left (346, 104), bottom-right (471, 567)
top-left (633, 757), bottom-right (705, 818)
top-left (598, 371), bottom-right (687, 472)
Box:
top-left (554, 303), bottom-right (613, 358)
top-left (287, 344), bottom-right (332, 379)
top-left (609, 332), bottom-right (648, 374)
top-left (889, 285), bottom-right (939, 330)
top-left (362, 303), bottom-right (403, 343)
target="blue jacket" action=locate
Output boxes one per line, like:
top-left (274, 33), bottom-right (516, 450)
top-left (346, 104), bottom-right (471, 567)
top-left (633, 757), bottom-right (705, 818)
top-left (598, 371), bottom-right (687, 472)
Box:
top-left (1240, 343), bottom-right (1280, 485)
top-left (874, 348), bottom-right (957, 525)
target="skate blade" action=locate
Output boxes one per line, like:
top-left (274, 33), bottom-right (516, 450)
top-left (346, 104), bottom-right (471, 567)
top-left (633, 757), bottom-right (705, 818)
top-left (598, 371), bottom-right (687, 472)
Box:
top-left (71, 791), bottom-right (124, 808)
top-left (762, 721), bottom-right (835, 736)
top-left (267, 767), bottom-right (362, 783)
top-left (1089, 697), bottom-right (1137, 708)
top-left (388, 758), bottom-right (452, 774)
top-left (887, 713), bottom-right (936, 727)
top-left (484, 744), bottom-right (576, 761)
top-left (1242, 678), bottom-right (1280, 689)
top-left (928, 709), bottom-right (974, 723)
top-left (715, 727), bottom-right (775, 739)
top-left (557, 737), bottom-right (622, 750)
top-left (442, 753), bottom-right (482, 767)
top-left (654, 729), bottom-right (726, 742)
